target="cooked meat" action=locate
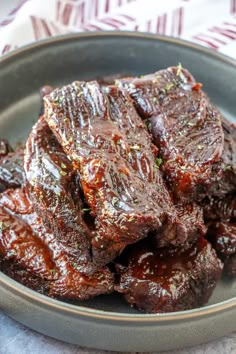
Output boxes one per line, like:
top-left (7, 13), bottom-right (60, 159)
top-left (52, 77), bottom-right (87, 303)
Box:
top-left (224, 255), bottom-right (236, 277)
top-left (0, 139), bottom-right (13, 157)
top-left (207, 222), bottom-right (236, 256)
top-left (0, 148), bottom-right (25, 192)
top-left (207, 221), bottom-right (236, 277)
top-left (115, 237), bottom-right (223, 313)
top-left (154, 202), bottom-right (206, 248)
top-left (0, 188), bottom-right (114, 300)
top-left (117, 66), bottom-right (224, 201)
top-left (44, 81), bottom-right (184, 266)
top-left (203, 194), bottom-right (236, 222)
top-left (0, 259), bottom-right (49, 294)
top-left (24, 116), bottom-right (93, 274)
top-left (208, 118), bottom-right (236, 198)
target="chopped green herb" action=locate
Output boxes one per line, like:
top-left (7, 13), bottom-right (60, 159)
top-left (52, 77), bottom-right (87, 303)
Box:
top-left (224, 165), bottom-right (232, 171)
top-left (156, 157), bottom-right (163, 168)
top-left (152, 97), bottom-right (157, 103)
top-left (0, 222), bottom-right (8, 231)
top-left (77, 91), bottom-right (83, 97)
top-left (197, 145), bottom-right (204, 150)
top-left (49, 269), bottom-right (56, 273)
top-left (130, 144), bottom-right (141, 150)
top-left (61, 163), bottom-right (67, 169)
top-left (112, 197), bottom-right (119, 206)
top-left (177, 62), bottom-right (182, 76)
top-left (82, 208), bottom-right (91, 212)
top-left (60, 170), bottom-right (67, 176)
top-left (187, 122), bottom-right (195, 127)
top-left (166, 83), bottom-right (174, 91)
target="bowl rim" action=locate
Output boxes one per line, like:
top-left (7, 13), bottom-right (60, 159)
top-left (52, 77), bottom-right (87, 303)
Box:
top-left (0, 31), bottom-right (235, 323)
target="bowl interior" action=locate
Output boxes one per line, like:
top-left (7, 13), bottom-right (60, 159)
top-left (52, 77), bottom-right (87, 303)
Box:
top-left (0, 32), bottom-right (235, 314)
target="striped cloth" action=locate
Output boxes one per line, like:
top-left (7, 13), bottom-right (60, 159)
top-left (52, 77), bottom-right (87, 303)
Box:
top-left (0, 0), bottom-right (236, 59)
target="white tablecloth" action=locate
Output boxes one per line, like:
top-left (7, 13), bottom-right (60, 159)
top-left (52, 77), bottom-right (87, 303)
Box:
top-left (0, 1), bottom-right (235, 353)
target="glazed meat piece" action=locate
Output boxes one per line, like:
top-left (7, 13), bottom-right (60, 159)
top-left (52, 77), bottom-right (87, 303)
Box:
top-left (207, 222), bottom-right (236, 277)
top-left (154, 201), bottom-right (206, 248)
top-left (208, 118), bottom-right (236, 198)
top-left (0, 259), bottom-right (49, 294)
top-left (0, 139), bottom-right (13, 157)
top-left (24, 116), bottom-right (93, 274)
top-left (44, 81), bottom-right (182, 265)
top-left (203, 194), bottom-right (236, 221)
top-left (0, 148), bottom-right (25, 192)
top-left (0, 188), bottom-right (114, 300)
top-left (107, 86), bottom-right (206, 248)
top-left (115, 237), bottom-right (223, 313)
top-left (117, 66), bottom-right (224, 201)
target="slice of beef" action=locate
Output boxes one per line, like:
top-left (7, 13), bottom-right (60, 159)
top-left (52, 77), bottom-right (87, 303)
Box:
top-left (0, 148), bottom-right (25, 192)
top-left (117, 66), bottom-right (224, 201)
top-left (203, 194), bottom-right (236, 222)
top-left (44, 81), bottom-right (183, 266)
top-left (0, 139), bottom-right (13, 157)
top-left (208, 118), bottom-right (236, 198)
top-left (207, 221), bottom-right (236, 277)
top-left (0, 188), bottom-right (114, 300)
top-left (115, 237), bottom-right (223, 313)
top-left (24, 116), bottom-right (93, 274)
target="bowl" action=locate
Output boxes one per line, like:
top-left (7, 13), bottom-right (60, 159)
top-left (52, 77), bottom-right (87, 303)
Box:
top-left (0, 31), bottom-right (235, 352)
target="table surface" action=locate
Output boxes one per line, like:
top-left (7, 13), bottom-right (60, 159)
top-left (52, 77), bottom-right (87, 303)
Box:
top-left (0, 1), bottom-right (235, 353)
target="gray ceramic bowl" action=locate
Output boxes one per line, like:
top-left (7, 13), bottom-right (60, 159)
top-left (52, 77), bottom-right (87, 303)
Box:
top-left (0, 32), bottom-right (235, 352)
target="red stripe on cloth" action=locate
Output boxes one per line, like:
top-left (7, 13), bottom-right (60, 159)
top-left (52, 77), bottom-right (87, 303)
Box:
top-left (156, 15), bottom-right (162, 33)
top-left (2, 45), bottom-right (11, 55)
top-left (41, 19), bottom-right (52, 37)
top-left (192, 35), bottom-right (219, 49)
top-left (56, 1), bottom-right (62, 22)
top-left (209, 26), bottom-right (236, 40)
top-left (50, 22), bottom-right (61, 35)
top-left (99, 18), bottom-right (124, 28)
top-left (178, 7), bottom-right (183, 35)
top-left (203, 34), bottom-right (227, 45)
top-left (106, 17), bottom-right (126, 25)
top-left (9, 0), bottom-right (28, 15)
top-left (117, 0), bottom-right (123, 6)
top-left (84, 24), bottom-right (103, 30)
top-left (0, 19), bottom-right (13, 26)
top-left (231, 0), bottom-right (236, 14)
top-left (74, 2), bottom-right (85, 26)
top-left (31, 16), bottom-right (41, 40)
top-left (62, 4), bottom-right (73, 26)
top-left (147, 20), bottom-right (152, 32)
top-left (224, 22), bottom-right (236, 27)
top-left (134, 24), bottom-right (139, 31)
top-left (162, 14), bottom-right (167, 34)
top-left (118, 14), bottom-right (136, 21)
top-left (105, 0), bottom-right (110, 12)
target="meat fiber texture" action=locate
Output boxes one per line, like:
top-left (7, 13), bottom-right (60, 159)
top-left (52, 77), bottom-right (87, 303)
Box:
top-left (43, 81), bottom-right (190, 266)
top-left (115, 237), bottom-right (223, 313)
top-left (117, 66), bottom-right (227, 202)
top-left (0, 188), bottom-right (114, 300)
